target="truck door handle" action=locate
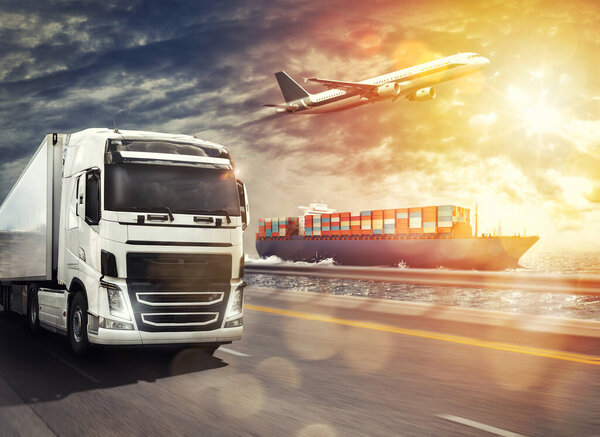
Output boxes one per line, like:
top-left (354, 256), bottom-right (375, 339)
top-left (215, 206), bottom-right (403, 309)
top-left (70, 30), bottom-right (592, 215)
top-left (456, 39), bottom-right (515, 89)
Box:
top-left (147, 214), bottom-right (169, 222)
top-left (194, 216), bottom-right (214, 224)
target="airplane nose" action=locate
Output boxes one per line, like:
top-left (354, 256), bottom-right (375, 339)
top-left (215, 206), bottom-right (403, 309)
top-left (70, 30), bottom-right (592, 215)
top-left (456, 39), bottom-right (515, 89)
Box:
top-left (480, 57), bottom-right (490, 66)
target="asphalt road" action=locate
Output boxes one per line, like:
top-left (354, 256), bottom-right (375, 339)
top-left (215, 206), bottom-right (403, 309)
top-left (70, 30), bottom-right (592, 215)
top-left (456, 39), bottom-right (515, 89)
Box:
top-left (0, 286), bottom-right (599, 436)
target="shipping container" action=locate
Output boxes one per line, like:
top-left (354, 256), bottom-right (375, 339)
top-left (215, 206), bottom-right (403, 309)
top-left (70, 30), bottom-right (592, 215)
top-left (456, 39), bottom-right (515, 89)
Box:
top-left (360, 211), bottom-right (372, 236)
top-left (313, 214), bottom-right (321, 236)
top-left (341, 212), bottom-right (351, 236)
top-left (322, 214), bottom-right (331, 236)
top-left (331, 213), bottom-right (341, 236)
top-left (259, 204), bottom-right (472, 241)
top-left (278, 217), bottom-right (286, 237)
top-left (383, 209), bottom-right (395, 235)
top-left (423, 206), bottom-right (437, 234)
top-left (395, 208), bottom-right (409, 234)
top-left (351, 211), bottom-right (361, 235)
top-left (372, 210), bottom-right (384, 235)
top-left (438, 205), bottom-right (453, 229)
top-left (409, 207), bottom-right (422, 228)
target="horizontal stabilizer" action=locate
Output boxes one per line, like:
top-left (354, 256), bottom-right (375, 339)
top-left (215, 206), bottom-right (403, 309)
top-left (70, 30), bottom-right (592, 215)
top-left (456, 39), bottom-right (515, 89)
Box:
top-left (263, 103), bottom-right (299, 111)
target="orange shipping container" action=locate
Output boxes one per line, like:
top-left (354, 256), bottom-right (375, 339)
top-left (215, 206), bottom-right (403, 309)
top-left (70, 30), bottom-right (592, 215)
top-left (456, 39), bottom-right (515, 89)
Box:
top-left (423, 206), bottom-right (437, 219)
top-left (351, 212), bottom-right (361, 235)
top-left (395, 208), bottom-right (409, 233)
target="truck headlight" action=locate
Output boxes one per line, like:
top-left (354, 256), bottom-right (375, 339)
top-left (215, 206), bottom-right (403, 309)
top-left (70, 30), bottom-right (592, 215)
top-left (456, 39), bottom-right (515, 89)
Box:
top-left (227, 282), bottom-right (246, 319)
top-left (100, 280), bottom-right (130, 320)
top-left (99, 316), bottom-right (134, 330)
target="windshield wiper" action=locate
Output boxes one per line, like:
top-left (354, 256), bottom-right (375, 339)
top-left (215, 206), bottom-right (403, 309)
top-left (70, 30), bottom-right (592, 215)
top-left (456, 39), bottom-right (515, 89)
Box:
top-left (162, 206), bottom-right (175, 222)
top-left (130, 206), bottom-right (174, 221)
top-left (195, 209), bottom-right (231, 224)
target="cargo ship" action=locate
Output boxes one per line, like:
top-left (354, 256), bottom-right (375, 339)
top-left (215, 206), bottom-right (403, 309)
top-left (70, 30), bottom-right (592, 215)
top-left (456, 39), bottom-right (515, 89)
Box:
top-left (255, 204), bottom-right (539, 270)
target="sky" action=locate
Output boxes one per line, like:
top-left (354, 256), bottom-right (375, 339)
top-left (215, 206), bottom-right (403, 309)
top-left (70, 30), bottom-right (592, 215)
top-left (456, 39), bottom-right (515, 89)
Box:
top-left (0, 0), bottom-right (599, 253)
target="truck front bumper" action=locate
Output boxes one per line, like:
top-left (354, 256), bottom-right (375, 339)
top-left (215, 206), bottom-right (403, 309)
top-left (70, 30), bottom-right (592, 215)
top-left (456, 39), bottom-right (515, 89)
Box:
top-left (89, 325), bottom-right (242, 345)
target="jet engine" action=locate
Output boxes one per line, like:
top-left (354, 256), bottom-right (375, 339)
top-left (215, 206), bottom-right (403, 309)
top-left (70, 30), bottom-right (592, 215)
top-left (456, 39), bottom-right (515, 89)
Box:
top-left (407, 87), bottom-right (436, 101)
top-left (300, 98), bottom-right (312, 109)
top-left (376, 82), bottom-right (401, 99)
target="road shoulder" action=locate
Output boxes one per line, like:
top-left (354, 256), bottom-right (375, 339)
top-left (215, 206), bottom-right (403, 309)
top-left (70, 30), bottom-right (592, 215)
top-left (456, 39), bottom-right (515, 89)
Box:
top-left (0, 375), bottom-right (56, 436)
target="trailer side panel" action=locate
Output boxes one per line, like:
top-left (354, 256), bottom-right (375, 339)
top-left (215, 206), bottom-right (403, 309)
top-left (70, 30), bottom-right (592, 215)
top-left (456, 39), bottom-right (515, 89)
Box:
top-left (0, 137), bottom-right (52, 281)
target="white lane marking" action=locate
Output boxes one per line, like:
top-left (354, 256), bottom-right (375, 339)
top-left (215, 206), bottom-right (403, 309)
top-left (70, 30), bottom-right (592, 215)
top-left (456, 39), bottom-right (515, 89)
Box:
top-left (219, 347), bottom-right (250, 357)
top-left (44, 350), bottom-right (100, 384)
top-left (438, 414), bottom-right (526, 437)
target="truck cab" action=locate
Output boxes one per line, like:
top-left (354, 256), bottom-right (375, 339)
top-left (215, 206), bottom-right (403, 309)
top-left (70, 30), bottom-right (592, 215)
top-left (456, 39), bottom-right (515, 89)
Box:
top-left (1, 128), bottom-right (248, 355)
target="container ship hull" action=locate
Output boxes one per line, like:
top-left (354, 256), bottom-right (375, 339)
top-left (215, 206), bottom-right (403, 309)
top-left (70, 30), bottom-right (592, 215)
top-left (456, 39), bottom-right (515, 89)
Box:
top-left (256, 236), bottom-right (539, 270)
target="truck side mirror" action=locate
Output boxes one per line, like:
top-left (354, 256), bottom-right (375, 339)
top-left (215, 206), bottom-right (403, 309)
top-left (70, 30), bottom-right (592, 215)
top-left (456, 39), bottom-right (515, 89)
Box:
top-left (237, 179), bottom-right (249, 231)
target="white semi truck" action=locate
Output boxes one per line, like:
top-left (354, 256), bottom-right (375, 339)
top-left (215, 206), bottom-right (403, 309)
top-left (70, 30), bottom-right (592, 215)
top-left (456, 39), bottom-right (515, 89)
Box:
top-left (0, 128), bottom-right (249, 355)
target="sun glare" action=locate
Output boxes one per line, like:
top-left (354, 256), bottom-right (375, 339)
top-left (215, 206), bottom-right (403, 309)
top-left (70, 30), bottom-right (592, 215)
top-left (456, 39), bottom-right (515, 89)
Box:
top-left (522, 104), bottom-right (562, 135)
top-left (506, 86), bottom-right (563, 136)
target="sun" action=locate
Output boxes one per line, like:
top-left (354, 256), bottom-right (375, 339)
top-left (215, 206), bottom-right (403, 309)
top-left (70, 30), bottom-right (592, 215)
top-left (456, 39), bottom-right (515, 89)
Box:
top-left (506, 86), bottom-right (563, 136)
top-left (521, 104), bottom-right (562, 135)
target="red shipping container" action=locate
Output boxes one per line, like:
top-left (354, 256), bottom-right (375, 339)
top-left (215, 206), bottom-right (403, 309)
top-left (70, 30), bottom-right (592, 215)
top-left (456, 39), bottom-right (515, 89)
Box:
top-left (351, 213), bottom-right (361, 235)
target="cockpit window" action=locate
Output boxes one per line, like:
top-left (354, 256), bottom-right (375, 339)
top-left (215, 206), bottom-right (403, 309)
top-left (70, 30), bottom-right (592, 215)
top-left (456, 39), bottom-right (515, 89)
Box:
top-left (467, 54), bottom-right (479, 59)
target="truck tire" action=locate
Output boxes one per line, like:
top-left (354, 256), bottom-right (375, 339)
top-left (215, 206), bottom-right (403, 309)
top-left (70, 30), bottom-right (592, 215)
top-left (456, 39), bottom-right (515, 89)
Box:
top-left (27, 285), bottom-right (40, 334)
top-left (1, 287), bottom-right (8, 313)
top-left (69, 292), bottom-right (89, 356)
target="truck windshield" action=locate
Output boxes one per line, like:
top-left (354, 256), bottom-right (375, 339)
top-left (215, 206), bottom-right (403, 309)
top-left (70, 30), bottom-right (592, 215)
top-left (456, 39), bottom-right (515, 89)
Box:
top-left (104, 163), bottom-right (240, 216)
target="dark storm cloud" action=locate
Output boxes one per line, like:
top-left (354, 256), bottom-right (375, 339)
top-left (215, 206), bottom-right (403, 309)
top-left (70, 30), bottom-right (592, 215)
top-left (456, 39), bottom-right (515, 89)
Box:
top-left (0, 0), bottom-right (598, 249)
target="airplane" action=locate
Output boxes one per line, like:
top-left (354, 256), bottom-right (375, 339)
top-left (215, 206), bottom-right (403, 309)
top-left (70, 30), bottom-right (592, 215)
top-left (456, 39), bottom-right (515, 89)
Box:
top-left (264, 52), bottom-right (489, 114)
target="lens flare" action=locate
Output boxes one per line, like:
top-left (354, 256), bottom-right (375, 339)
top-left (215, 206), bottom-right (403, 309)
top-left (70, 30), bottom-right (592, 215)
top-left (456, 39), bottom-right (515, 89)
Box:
top-left (506, 86), bottom-right (563, 136)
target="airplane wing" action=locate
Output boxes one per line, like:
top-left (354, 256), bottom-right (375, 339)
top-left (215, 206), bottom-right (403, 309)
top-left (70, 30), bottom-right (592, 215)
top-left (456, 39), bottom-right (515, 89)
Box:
top-left (304, 77), bottom-right (378, 94)
top-left (263, 103), bottom-right (299, 111)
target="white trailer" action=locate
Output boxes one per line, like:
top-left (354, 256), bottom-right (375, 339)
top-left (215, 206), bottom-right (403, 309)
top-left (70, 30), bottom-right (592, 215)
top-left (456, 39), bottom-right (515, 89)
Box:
top-left (0, 128), bottom-right (249, 355)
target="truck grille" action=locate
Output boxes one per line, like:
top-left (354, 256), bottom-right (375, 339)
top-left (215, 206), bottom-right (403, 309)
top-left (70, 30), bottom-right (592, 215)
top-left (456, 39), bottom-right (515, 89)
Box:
top-left (141, 312), bottom-right (219, 327)
top-left (136, 292), bottom-right (224, 306)
top-left (126, 253), bottom-right (231, 332)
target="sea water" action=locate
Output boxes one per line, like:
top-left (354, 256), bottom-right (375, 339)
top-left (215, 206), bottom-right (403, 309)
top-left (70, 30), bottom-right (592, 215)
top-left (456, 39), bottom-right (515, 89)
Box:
top-left (245, 251), bottom-right (600, 320)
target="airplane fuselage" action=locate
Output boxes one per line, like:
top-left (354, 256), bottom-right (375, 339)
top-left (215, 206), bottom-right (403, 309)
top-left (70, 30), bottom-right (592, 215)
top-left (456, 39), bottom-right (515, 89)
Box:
top-left (278, 52), bottom-right (489, 114)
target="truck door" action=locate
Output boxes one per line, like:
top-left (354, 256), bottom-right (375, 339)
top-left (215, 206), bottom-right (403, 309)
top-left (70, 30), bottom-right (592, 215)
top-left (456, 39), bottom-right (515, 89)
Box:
top-left (78, 169), bottom-right (101, 271)
top-left (65, 174), bottom-right (84, 276)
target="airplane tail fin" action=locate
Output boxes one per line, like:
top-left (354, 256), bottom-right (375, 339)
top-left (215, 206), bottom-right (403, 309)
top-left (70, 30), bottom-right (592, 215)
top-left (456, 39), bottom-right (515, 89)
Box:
top-left (275, 71), bottom-right (310, 102)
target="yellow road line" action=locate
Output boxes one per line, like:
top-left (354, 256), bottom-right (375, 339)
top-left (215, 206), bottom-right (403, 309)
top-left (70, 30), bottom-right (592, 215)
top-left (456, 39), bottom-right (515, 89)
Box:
top-left (245, 304), bottom-right (600, 366)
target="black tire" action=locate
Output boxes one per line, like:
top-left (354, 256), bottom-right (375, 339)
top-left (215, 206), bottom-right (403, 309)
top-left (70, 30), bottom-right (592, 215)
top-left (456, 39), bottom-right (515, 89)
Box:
top-left (1, 287), bottom-right (8, 314)
top-left (27, 285), bottom-right (40, 334)
top-left (69, 292), bottom-right (89, 356)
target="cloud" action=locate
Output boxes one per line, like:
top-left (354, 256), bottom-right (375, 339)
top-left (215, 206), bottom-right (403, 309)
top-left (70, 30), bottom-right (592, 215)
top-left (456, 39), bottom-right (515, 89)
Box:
top-left (0, 0), bottom-right (599, 252)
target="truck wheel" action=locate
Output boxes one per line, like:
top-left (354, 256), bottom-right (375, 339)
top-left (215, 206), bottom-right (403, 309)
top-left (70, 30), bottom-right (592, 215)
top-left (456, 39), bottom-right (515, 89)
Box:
top-left (69, 292), bottom-right (89, 356)
top-left (27, 286), bottom-right (40, 334)
top-left (1, 287), bottom-right (8, 313)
